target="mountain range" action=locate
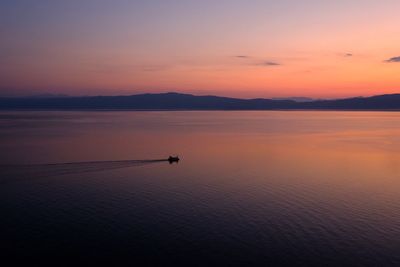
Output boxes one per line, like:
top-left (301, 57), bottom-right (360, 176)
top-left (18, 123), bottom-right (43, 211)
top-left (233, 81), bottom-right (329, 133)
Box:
top-left (1, 92), bottom-right (400, 110)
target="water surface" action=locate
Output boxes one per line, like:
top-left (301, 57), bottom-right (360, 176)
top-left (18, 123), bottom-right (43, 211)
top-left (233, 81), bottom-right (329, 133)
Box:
top-left (1, 111), bottom-right (400, 266)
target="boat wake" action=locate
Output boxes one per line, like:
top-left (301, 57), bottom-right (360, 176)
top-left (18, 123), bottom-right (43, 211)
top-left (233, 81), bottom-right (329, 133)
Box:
top-left (0, 159), bottom-right (167, 184)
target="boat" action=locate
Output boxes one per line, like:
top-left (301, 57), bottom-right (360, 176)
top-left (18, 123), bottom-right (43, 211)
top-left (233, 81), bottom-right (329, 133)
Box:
top-left (168, 156), bottom-right (180, 163)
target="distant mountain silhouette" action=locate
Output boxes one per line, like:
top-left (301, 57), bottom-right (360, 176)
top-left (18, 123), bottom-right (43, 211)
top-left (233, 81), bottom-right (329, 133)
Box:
top-left (272, 97), bottom-right (315, 102)
top-left (1, 92), bottom-right (400, 110)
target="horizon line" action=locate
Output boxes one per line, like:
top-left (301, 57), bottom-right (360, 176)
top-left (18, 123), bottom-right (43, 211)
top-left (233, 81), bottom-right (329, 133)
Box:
top-left (1, 91), bottom-right (397, 100)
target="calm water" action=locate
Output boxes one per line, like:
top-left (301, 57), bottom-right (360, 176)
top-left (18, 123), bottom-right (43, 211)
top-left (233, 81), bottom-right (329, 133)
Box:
top-left (1, 111), bottom-right (400, 266)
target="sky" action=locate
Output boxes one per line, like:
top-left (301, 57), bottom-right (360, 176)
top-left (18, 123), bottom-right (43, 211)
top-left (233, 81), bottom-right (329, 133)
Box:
top-left (1, 0), bottom-right (400, 98)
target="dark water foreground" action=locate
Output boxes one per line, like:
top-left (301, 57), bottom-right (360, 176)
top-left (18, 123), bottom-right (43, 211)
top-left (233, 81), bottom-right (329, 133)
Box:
top-left (1, 111), bottom-right (400, 266)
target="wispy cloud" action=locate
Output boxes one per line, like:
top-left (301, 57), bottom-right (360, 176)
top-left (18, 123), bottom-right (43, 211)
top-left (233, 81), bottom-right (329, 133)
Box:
top-left (257, 61), bottom-right (281, 66)
top-left (385, 56), bottom-right (400, 63)
top-left (233, 55), bottom-right (281, 67)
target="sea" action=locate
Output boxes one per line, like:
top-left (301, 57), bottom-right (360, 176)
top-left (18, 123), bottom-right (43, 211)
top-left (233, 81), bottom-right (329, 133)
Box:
top-left (1, 111), bottom-right (400, 266)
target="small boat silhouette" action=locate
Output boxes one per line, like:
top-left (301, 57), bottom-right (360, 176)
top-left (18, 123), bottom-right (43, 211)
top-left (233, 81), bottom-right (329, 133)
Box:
top-left (168, 156), bottom-right (180, 163)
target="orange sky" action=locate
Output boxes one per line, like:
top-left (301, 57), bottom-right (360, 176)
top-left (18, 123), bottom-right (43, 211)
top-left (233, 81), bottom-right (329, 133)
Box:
top-left (1, 0), bottom-right (400, 98)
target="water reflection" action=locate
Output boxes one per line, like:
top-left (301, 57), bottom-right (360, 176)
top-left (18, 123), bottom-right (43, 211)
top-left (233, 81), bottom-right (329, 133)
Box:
top-left (1, 111), bottom-right (400, 265)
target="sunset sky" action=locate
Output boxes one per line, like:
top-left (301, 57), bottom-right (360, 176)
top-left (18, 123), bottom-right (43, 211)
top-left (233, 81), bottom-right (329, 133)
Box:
top-left (1, 0), bottom-right (400, 98)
